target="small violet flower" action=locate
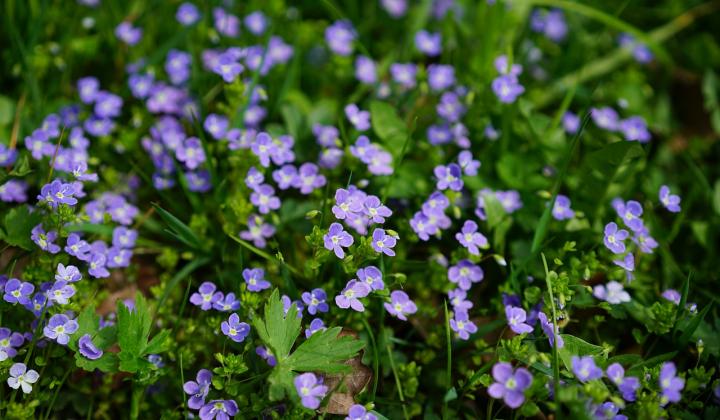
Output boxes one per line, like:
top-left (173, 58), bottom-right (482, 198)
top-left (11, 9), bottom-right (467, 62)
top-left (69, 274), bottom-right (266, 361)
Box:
top-left (487, 362), bottom-right (533, 408)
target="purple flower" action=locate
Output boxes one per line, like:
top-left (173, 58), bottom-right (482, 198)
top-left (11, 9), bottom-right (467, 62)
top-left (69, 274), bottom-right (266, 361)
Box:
top-left (243, 268), bottom-right (270, 292)
top-left (492, 75), bottom-right (525, 103)
top-left (455, 221), bottom-right (489, 255)
top-left (77, 77), bottom-right (99, 104)
top-left (213, 8), bottom-right (240, 37)
top-left (659, 362), bottom-right (684, 405)
top-left (488, 362), bottom-right (533, 408)
top-left (199, 400), bottom-right (238, 420)
top-left (324, 223), bottom-right (354, 259)
top-left (0, 144), bottom-right (17, 166)
top-left (390, 63), bottom-right (417, 88)
top-left (422, 191), bottom-right (450, 215)
top-left (204, 114), bottom-right (229, 141)
top-left (239, 214), bottom-right (276, 248)
top-left (213, 52), bottom-right (244, 83)
top-left (184, 369), bottom-right (212, 410)
top-left (591, 107), bottom-right (620, 131)
top-left (346, 404), bottom-right (378, 420)
top-left (325, 20), bottom-right (356, 56)
top-left (562, 112), bottom-right (580, 134)
top-left (0, 328), bottom-right (24, 361)
top-left (112, 227), bottom-right (138, 249)
top-left (250, 132), bottom-right (275, 167)
top-left (659, 185), bottom-right (681, 213)
top-left (603, 222), bottom-right (628, 254)
top-left (213, 293), bottom-right (240, 312)
top-left (106, 247), bottom-right (132, 268)
top-left (190, 282), bottom-right (222, 310)
top-left (613, 253), bottom-right (634, 272)
top-left (448, 289), bottom-right (473, 312)
top-left (176, 137), bottom-right (206, 170)
top-left (357, 266), bottom-right (384, 291)
top-left (572, 356), bottom-right (603, 382)
top-left (537, 312), bottom-right (564, 348)
top-left (363, 195), bottom-right (392, 224)
top-left (437, 92), bottom-right (465, 122)
top-left (55, 264), bottom-right (80, 284)
top-left (332, 188), bottom-right (364, 220)
top-left (256, 346), bottom-right (277, 366)
top-left (272, 165), bottom-right (298, 190)
top-left (283, 295), bottom-right (305, 319)
top-left (345, 104), bottom-right (371, 131)
top-left (552, 195), bottom-right (575, 220)
top-left (355, 56), bottom-right (377, 84)
top-left (221, 313), bottom-right (250, 343)
top-left (295, 372), bottom-right (328, 409)
top-left (619, 116), bottom-right (651, 143)
top-left (0, 180), bottom-right (28, 203)
top-left (7, 363), bottom-right (39, 394)
top-left (115, 21), bottom-right (142, 45)
top-left (384, 290), bottom-right (417, 321)
top-left (371, 228), bottom-right (397, 256)
top-left (427, 64), bottom-right (455, 92)
top-left (495, 55), bottom-right (523, 76)
top-left (505, 306), bottom-right (534, 334)
top-left (410, 212), bottom-right (436, 241)
top-left (94, 91), bottom-right (124, 119)
top-left (450, 310), bottom-right (477, 340)
top-left (335, 280), bottom-right (370, 312)
top-left (415, 30), bottom-right (442, 56)
top-left (381, 0), bottom-right (407, 17)
top-left (305, 318), bottom-right (327, 338)
top-left (250, 184), bottom-right (281, 214)
top-left (43, 314), bottom-right (79, 345)
top-left (302, 289), bottom-right (329, 315)
top-left (88, 253), bottom-right (110, 278)
top-left (434, 163), bottom-right (463, 191)
top-left (593, 281), bottom-right (631, 304)
top-left (78, 334), bottom-right (103, 360)
top-left (48, 280), bottom-right (76, 305)
top-left (662, 289), bottom-right (681, 305)
top-left (38, 180), bottom-right (78, 209)
top-left (245, 11), bottom-right (268, 35)
top-left (129, 73), bottom-right (154, 99)
top-left (176, 3), bottom-right (200, 26)
top-left (3, 279), bottom-right (34, 305)
top-left (457, 151), bottom-right (480, 176)
top-left (448, 260), bottom-right (484, 291)
top-left (606, 363), bottom-right (640, 402)
top-left (293, 163), bottom-right (326, 194)
top-left (616, 200), bottom-right (644, 232)
top-left (531, 9), bottom-right (568, 42)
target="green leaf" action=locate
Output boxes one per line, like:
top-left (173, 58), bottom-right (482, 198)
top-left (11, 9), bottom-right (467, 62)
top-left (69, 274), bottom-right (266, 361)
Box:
top-left (251, 289), bottom-right (302, 361)
top-left (0, 95), bottom-right (14, 125)
top-left (152, 203), bottom-right (203, 250)
top-left (68, 306), bottom-right (119, 373)
top-left (370, 100), bottom-right (407, 156)
top-left (1, 205), bottom-right (43, 250)
top-left (116, 293), bottom-right (168, 373)
top-left (557, 334), bottom-right (605, 372)
top-left (678, 303), bottom-right (713, 348)
top-left (8, 154), bottom-right (32, 177)
top-left (285, 327), bottom-right (365, 373)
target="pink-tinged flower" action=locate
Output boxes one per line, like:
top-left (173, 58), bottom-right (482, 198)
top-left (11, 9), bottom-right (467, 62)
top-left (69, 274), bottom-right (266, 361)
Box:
top-left (384, 290), bottom-right (417, 321)
top-left (371, 228), bottom-right (397, 256)
top-left (335, 280), bottom-right (370, 312)
top-left (487, 362), bottom-right (533, 408)
top-left (455, 220), bottom-right (488, 255)
top-left (323, 223), bottom-right (354, 259)
top-left (505, 306), bottom-right (534, 334)
top-left (659, 185), bottom-right (681, 213)
top-left (183, 369), bottom-right (212, 410)
top-left (295, 372), bottom-right (328, 409)
top-left (221, 313), bottom-right (250, 343)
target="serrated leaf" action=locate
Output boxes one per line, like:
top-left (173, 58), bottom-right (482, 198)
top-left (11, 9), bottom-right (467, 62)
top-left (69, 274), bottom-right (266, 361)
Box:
top-left (285, 327), bottom-right (365, 373)
top-left (76, 352), bottom-right (119, 373)
top-left (251, 289), bottom-right (301, 362)
top-left (116, 294), bottom-right (165, 373)
top-left (145, 329), bottom-right (171, 354)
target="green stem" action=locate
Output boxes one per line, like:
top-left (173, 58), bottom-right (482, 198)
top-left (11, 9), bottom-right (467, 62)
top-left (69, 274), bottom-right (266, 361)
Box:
top-left (360, 318), bottom-right (379, 400)
top-left (386, 344), bottom-right (409, 420)
top-left (541, 253), bottom-right (561, 419)
top-left (130, 379), bottom-right (145, 420)
top-left (43, 367), bottom-right (72, 420)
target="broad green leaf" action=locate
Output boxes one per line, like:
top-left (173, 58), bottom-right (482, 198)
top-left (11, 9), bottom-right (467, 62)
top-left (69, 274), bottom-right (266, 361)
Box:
top-left (557, 334), bottom-right (605, 372)
top-left (251, 289), bottom-right (301, 361)
top-left (1, 205), bottom-right (43, 250)
top-left (9, 154), bottom-right (32, 177)
top-left (370, 100), bottom-right (407, 156)
top-left (116, 293), bottom-right (168, 373)
top-left (68, 306), bottom-right (119, 373)
top-left (285, 327), bottom-right (365, 373)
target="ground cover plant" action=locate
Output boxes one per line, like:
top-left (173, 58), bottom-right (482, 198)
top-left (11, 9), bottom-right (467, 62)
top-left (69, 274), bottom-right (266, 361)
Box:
top-left (1, 0), bottom-right (720, 418)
